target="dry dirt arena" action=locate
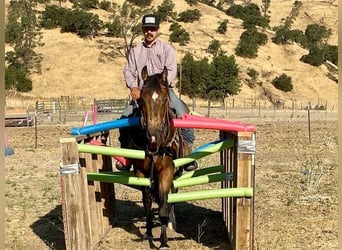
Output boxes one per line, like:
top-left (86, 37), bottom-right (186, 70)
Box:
top-left (5, 110), bottom-right (338, 250)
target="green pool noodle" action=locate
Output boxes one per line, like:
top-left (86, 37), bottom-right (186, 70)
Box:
top-left (176, 165), bottom-right (224, 180)
top-left (87, 172), bottom-right (150, 186)
top-left (173, 139), bottom-right (233, 167)
top-left (168, 187), bottom-right (253, 203)
top-left (78, 144), bottom-right (145, 159)
top-left (173, 172), bottom-right (231, 188)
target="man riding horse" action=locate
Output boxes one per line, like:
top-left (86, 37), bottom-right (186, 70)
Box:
top-left (117, 14), bottom-right (197, 172)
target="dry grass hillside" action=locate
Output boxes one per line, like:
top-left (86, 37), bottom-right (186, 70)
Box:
top-left (5, 0), bottom-right (338, 109)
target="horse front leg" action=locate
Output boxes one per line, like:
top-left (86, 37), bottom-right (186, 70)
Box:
top-left (142, 187), bottom-right (153, 241)
top-left (158, 167), bottom-right (174, 250)
top-left (168, 187), bottom-right (178, 231)
top-left (159, 190), bottom-right (170, 250)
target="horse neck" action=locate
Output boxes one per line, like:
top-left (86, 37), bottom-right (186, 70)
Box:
top-left (162, 106), bottom-right (177, 144)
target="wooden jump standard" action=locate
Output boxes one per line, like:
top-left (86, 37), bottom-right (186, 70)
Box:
top-left (60, 115), bottom-right (255, 250)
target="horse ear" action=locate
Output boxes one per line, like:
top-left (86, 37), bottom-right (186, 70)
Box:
top-left (142, 66), bottom-right (148, 81)
top-left (162, 66), bottom-right (168, 85)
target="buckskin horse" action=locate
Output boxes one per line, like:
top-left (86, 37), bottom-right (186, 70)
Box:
top-left (121, 66), bottom-right (192, 249)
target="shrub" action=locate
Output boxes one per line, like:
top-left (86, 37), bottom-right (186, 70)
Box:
top-left (127, 0), bottom-right (152, 7)
top-left (105, 17), bottom-right (122, 37)
top-left (235, 28), bottom-right (267, 58)
top-left (177, 9), bottom-right (201, 23)
top-left (272, 26), bottom-right (292, 44)
top-left (169, 23), bottom-right (190, 45)
top-left (207, 39), bottom-right (223, 56)
top-left (5, 65), bottom-right (32, 92)
top-left (235, 42), bottom-right (258, 58)
top-left (289, 29), bottom-right (308, 46)
top-left (242, 14), bottom-right (269, 29)
top-left (323, 44), bottom-right (338, 65)
top-left (304, 24), bottom-right (331, 47)
top-left (99, 0), bottom-right (112, 11)
top-left (226, 4), bottom-right (245, 19)
top-left (217, 19), bottom-right (228, 34)
top-left (155, 0), bottom-right (176, 22)
top-left (40, 5), bottom-right (67, 29)
top-left (70, 0), bottom-right (99, 10)
top-left (60, 9), bottom-right (103, 38)
top-left (226, 3), bottom-right (269, 28)
top-left (5, 12), bottom-right (23, 44)
top-left (272, 74), bottom-right (293, 92)
top-left (184, 0), bottom-right (198, 6)
top-left (246, 68), bottom-right (259, 88)
top-left (300, 46), bottom-right (324, 66)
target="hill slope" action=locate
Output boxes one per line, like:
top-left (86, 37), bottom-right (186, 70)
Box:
top-left (6, 0), bottom-right (338, 108)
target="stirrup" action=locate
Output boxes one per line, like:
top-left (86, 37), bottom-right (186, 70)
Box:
top-left (115, 161), bottom-right (131, 171)
top-left (183, 161), bottom-right (198, 171)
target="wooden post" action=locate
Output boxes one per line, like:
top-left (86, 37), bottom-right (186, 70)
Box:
top-left (60, 132), bottom-right (115, 249)
top-left (220, 131), bottom-right (255, 249)
top-left (60, 137), bottom-right (93, 250)
top-left (235, 132), bottom-right (255, 249)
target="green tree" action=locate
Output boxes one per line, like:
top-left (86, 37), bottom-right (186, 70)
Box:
top-left (207, 39), bottom-right (224, 57)
top-left (323, 44), bottom-right (338, 65)
top-left (179, 53), bottom-right (211, 99)
top-left (235, 28), bottom-right (267, 58)
top-left (300, 46), bottom-right (324, 66)
top-left (5, 65), bottom-right (33, 92)
top-left (178, 53), bottom-right (199, 98)
top-left (169, 22), bottom-right (190, 46)
top-left (5, 0), bottom-right (43, 91)
top-left (272, 73), bottom-right (293, 92)
top-left (284, 0), bottom-right (302, 29)
top-left (40, 5), bottom-right (67, 29)
top-left (107, 1), bottom-right (153, 58)
top-left (155, 0), bottom-right (176, 22)
top-left (60, 9), bottom-right (103, 38)
top-left (304, 24), bottom-right (331, 48)
top-left (177, 9), bottom-right (201, 22)
top-left (127, 0), bottom-right (152, 7)
top-left (207, 55), bottom-right (240, 101)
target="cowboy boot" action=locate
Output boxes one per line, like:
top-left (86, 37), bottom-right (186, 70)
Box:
top-left (183, 143), bottom-right (198, 171)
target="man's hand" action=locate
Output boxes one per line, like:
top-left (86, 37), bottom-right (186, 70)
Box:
top-left (130, 87), bottom-right (141, 100)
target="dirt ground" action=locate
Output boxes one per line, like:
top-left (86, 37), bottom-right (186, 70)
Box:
top-left (4, 110), bottom-right (338, 250)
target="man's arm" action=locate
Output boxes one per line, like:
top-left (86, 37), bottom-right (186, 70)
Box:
top-left (123, 48), bottom-right (138, 89)
top-left (123, 48), bottom-right (141, 100)
top-left (164, 43), bottom-right (177, 87)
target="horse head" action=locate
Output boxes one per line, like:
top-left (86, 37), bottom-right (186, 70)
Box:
top-left (139, 66), bottom-right (175, 153)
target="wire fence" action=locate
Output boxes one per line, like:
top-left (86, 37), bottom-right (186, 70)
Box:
top-left (5, 95), bottom-right (338, 125)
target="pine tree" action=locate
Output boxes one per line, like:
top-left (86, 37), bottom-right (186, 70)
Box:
top-left (5, 0), bottom-right (44, 72)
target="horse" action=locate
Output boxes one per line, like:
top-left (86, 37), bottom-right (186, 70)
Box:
top-left (121, 66), bottom-right (192, 249)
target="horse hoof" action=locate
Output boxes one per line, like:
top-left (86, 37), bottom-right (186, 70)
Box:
top-left (159, 246), bottom-right (170, 250)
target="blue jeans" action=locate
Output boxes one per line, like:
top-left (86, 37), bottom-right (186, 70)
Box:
top-left (121, 88), bottom-right (195, 144)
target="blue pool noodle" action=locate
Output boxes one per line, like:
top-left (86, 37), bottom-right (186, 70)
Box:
top-left (71, 117), bottom-right (140, 135)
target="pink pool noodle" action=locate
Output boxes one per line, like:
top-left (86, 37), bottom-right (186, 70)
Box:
top-left (173, 114), bottom-right (255, 132)
top-left (182, 114), bottom-right (242, 124)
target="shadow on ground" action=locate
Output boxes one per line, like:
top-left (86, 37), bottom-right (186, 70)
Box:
top-left (30, 199), bottom-right (230, 249)
top-left (30, 205), bottom-right (66, 250)
top-left (114, 199), bottom-right (231, 249)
